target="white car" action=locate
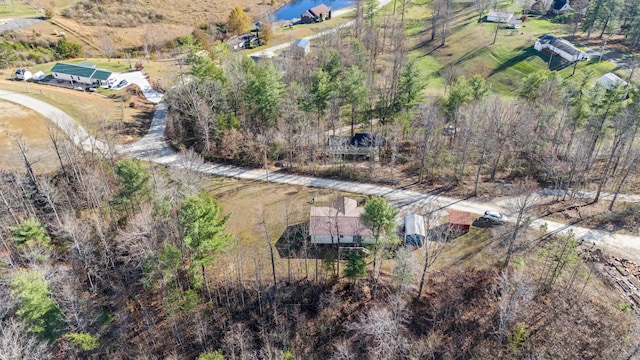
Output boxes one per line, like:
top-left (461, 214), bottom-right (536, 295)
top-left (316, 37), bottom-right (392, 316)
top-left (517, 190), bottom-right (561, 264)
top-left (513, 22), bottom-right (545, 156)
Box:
top-left (482, 211), bottom-right (507, 224)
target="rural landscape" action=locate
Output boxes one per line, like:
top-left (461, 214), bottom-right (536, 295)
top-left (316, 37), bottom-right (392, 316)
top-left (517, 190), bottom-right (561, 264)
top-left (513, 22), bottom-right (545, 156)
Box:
top-left (2, 0), bottom-right (640, 358)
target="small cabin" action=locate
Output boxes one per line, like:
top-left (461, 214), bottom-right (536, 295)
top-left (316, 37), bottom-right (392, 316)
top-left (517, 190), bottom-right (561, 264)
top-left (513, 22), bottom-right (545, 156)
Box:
top-left (448, 210), bottom-right (472, 233)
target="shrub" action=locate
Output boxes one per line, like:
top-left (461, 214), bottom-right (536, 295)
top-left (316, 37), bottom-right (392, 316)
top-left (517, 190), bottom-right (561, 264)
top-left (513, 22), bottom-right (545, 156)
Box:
top-left (66, 333), bottom-right (100, 351)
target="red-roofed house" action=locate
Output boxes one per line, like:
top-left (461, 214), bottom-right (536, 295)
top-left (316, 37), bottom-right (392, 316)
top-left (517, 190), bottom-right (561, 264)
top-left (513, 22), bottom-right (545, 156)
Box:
top-left (309, 197), bottom-right (374, 244)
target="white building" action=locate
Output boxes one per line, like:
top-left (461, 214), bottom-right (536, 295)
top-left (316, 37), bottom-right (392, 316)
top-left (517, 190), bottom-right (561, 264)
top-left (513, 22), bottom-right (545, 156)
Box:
top-left (534, 34), bottom-right (587, 62)
top-left (309, 197), bottom-right (374, 244)
top-left (486, 10), bottom-right (514, 23)
top-left (51, 62), bottom-right (113, 87)
top-left (596, 73), bottom-right (628, 90)
top-left (404, 213), bottom-right (426, 247)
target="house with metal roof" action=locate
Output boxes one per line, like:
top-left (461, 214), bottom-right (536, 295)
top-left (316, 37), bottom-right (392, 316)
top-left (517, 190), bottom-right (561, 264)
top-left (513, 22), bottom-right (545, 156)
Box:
top-left (596, 73), bottom-right (628, 90)
top-left (404, 213), bottom-right (426, 247)
top-left (50, 62), bottom-right (114, 87)
top-left (534, 34), bottom-right (587, 62)
top-left (292, 38), bottom-right (311, 57)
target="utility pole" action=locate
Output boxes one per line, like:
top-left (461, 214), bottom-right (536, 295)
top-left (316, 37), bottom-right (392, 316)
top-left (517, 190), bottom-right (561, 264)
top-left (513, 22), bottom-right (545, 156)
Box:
top-left (598, 40), bottom-right (607, 63)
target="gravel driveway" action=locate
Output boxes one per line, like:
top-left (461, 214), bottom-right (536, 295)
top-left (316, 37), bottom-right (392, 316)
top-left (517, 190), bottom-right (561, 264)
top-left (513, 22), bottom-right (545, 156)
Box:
top-left (0, 18), bottom-right (42, 34)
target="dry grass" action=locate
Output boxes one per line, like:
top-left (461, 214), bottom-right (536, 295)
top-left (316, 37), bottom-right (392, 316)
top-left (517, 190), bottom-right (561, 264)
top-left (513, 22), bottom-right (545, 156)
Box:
top-left (0, 100), bottom-right (61, 174)
top-left (0, 78), bottom-right (155, 144)
top-left (206, 176), bottom-right (369, 281)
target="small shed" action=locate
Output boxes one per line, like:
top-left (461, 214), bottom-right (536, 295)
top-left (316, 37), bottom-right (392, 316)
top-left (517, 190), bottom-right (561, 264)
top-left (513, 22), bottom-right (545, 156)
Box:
top-left (293, 38), bottom-right (311, 57)
top-left (404, 213), bottom-right (426, 247)
top-left (596, 73), bottom-right (627, 90)
top-left (448, 210), bottom-right (472, 233)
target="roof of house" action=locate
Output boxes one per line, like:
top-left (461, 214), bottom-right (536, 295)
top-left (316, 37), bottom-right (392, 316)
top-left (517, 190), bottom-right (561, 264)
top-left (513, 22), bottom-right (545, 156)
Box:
top-left (536, 34), bottom-right (584, 57)
top-left (309, 4), bottom-right (331, 16)
top-left (51, 62), bottom-right (112, 81)
top-left (596, 73), bottom-right (628, 89)
top-left (294, 38), bottom-right (310, 49)
top-left (309, 197), bottom-right (373, 237)
top-left (487, 9), bottom-right (513, 18)
top-left (448, 210), bottom-right (472, 226)
top-left (552, 0), bottom-right (568, 10)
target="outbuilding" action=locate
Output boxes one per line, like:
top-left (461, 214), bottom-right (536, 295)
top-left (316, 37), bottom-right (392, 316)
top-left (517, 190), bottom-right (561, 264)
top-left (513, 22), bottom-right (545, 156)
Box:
top-left (596, 73), bottom-right (628, 90)
top-left (404, 213), bottom-right (426, 247)
top-left (292, 38), bottom-right (311, 57)
top-left (448, 210), bottom-right (472, 233)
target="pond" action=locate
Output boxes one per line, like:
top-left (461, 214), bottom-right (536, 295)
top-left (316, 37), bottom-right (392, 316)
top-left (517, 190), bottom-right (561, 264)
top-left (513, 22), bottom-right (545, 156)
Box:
top-left (274, 0), bottom-right (355, 21)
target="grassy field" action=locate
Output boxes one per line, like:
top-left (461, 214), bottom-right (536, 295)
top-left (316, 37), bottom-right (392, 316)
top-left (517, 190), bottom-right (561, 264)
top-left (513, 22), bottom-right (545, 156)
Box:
top-left (0, 100), bottom-right (61, 174)
top-left (0, 0), bottom-right (39, 18)
top-left (205, 176), bottom-right (372, 281)
top-left (404, 3), bottom-right (623, 95)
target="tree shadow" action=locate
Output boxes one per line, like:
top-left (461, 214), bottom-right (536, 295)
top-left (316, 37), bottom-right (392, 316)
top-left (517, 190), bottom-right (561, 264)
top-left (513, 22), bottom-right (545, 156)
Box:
top-left (488, 47), bottom-right (537, 77)
top-left (275, 222), bottom-right (320, 259)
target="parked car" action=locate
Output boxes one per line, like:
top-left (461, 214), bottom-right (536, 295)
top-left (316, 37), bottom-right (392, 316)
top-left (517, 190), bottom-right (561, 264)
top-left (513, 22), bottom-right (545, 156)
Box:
top-left (87, 86), bottom-right (98, 92)
top-left (482, 211), bottom-right (507, 224)
top-left (115, 79), bottom-right (128, 89)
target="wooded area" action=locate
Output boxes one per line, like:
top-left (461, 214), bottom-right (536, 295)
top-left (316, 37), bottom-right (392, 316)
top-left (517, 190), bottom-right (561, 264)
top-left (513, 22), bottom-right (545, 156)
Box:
top-left (2, 0), bottom-right (640, 358)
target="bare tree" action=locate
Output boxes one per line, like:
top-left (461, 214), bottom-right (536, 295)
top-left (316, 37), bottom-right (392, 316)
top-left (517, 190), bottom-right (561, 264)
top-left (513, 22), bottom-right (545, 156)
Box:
top-left (494, 269), bottom-right (535, 354)
top-left (416, 201), bottom-right (446, 298)
top-left (504, 180), bottom-right (538, 268)
top-left (0, 319), bottom-right (51, 359)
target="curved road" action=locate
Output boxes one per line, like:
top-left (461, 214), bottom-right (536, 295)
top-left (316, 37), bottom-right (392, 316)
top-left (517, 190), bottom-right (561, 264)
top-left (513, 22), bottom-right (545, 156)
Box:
top-left (1, 88), bottom-right (639, 262)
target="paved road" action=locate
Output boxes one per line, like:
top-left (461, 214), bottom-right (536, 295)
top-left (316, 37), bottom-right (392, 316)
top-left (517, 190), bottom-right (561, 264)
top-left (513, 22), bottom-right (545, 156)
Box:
top-left (0, 89), bottom-right (111, 153)
top-left (251, 0), bottom-right (394, 58)
top-left (0, 17), bottom-right (42, 34)
top-left (2, 88), bottom-right (640, 262)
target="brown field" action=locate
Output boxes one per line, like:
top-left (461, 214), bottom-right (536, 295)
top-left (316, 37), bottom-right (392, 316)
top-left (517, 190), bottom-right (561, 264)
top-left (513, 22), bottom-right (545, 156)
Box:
top-left (0, 100), bottom-right (61, 174)
top-left (23, 0), bottom-right (291, 56)
top-left (206, 176), bottom-right (370, 281)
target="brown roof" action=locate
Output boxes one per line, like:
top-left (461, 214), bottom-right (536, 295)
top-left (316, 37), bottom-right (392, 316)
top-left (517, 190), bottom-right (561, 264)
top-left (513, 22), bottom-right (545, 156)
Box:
top-left (309, 4), bottom-right (331, 16)
top-left (309, 197), bottom-right (373, 236)
top-left (448, 210), bottom-right (472, 226)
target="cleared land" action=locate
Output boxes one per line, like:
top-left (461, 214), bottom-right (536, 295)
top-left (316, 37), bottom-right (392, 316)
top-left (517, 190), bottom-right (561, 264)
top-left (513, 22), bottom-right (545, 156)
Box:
top-left (0, 100), bottom-right (60, 174)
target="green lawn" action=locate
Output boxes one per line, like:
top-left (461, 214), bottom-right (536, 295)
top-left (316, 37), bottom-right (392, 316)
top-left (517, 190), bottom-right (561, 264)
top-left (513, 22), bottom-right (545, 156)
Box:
top-left (402, 3), bottom-right (622, 96)
top-left (0, 1), bottom-right (39, 18)
top-left (30, 58), bottom-right (134, 74)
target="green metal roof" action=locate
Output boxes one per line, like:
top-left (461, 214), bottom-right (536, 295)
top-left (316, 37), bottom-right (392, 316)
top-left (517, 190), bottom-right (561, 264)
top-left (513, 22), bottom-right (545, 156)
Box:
top-left (50, 62), bottom-right (112, 80)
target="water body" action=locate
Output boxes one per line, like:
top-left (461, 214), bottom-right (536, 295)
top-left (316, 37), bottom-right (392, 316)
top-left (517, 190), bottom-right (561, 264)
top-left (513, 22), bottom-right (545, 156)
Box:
top-left (274, 0), bottom-right (355, 21)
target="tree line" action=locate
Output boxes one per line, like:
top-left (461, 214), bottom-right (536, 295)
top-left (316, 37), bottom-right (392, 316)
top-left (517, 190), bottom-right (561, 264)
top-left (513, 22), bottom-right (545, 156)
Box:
top-left (166, 8), bottom-right (640, 207)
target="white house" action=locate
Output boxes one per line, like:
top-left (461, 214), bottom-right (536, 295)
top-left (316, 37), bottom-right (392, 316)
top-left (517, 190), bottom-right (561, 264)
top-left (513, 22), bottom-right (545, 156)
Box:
top-left (486, 10), bottom-right (514, 23)
top-left (51, 62), bottom-right (113, 87)
top-left (404, 213), bottom-right (426, 247)
top-left (596, 73), bottom-right (628, 90)
top-left (309, 197), bottom-right (374, 244)
top-left (550, 0), bottom-right (571, 14)
top-left (534, 34), bottom-right (587, 62)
